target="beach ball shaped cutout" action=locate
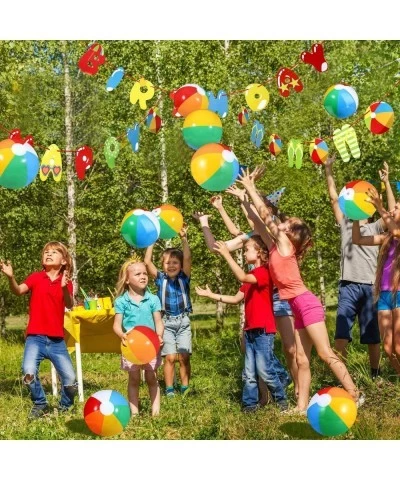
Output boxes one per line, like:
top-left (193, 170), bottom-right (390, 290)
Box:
top-left (307, 386), bottom-right (357, 436)
top-left (338, 180), bottom-right (376, 220)
top-left (323, 84), bottom-right (358, 119)
top-left (84, 390), bottom-right (130, 437)
top-left (152, 204), bottom-right (184, 240)
top-left (364, 101), bottom-right (394, 135)
top-left (0, 139), bottom-right (40, 189)
top-left (268, 134), bottom-right (283, 156)
top-left (309, 138), bottom-right (329, 164)
top-left (191, 143), bottom-right (240, 192)
top-left (182, 109), bottom-right (223, 150)
top-left (121, 325), bottom-right (161, 365)
top-left (120, 209), bottom-right (160, 248)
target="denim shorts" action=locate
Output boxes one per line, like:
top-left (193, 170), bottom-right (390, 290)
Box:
top-left (161, 313), bottom-right (192, 355)
top-left (272, 291), bottom-right (293, 317)
top-left (335, 281), bottom-right (380, 344)
top-left (377, 290), bottom-right (400, 311)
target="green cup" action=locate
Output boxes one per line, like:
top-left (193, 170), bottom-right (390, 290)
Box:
top-left (88, 299), bottom-right (98, 311)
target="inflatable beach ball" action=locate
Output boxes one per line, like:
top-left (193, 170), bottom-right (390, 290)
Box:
top-left (182, 109), bottom-right (223, 150)
top-left (121, 325), bottom-right (161, 365)
top-left (323, 84), bottom-right (358, 119)
top-left (84, 390), bottom-right (130, 437)
top-left (307, 387), bottom-right (357, 436)
top-left (364, 101), bottom-right (394, 135)
top-left (338, 180), bottom-right (377, 220)
top-left (0, 139), bottom-right (40, 189)
top-left (268, 134), bottom-right (283, 156)
top-left (191, 143), bottom-right (239, 191)
top-left (170, 84), bottom-right (209, 118)
top-left (152, 204), bottom-right (184, 240)
top-left (309, 138), bottom-right (329, 164)
top-left (120, 209), bottom-right (160, 248)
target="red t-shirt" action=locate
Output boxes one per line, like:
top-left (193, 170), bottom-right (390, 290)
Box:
top-left (239, 265), bottom-right (275, 333)
top-left (24, 271), bottom-right (73, 337)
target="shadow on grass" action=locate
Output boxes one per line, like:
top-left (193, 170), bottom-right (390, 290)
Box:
top-left (65, 418), bottom-right (98, 437)
top-left (279, 421), bottom-right (322, 439)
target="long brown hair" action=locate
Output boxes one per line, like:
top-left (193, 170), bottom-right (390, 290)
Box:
top-left (374, 234), bottom-right (400, 302)
top-left (42, 241), bottom-right (73, 276)
top-left (244, 235), bottom-right (269, 265)
top-left (284, 217), bottom-right (313, 263)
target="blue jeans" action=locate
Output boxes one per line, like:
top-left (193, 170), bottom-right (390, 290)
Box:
top-left (243, 329), bottom-right (288, 408)
top-left (23, 335), bottom-right (77, 408)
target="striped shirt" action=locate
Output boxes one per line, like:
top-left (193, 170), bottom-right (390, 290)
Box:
top-left (155, 270), bottom-right (192, 316)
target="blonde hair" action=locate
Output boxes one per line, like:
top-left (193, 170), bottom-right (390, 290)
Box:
top-left (284, 217), bottom-right (313, 263)
top-left (115, 254), bottom-right (145, 297)
top-left (42, 241), bottom-right (72, 275)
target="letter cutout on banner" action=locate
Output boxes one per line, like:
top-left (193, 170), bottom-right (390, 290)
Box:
top-left (245, 84), bottom-right (270, 111)
top-left (333, 124), bottom-right (360, 162)
top-left (277, 68), bottom-right (303, 98)
top-left (206, 90), bottom-right (229, 118)
top-left (287, 139), bottom-right (303, 169)
top-left (300, 43), bottom-right (328, 72)
top-left (127, 124), bottom-right (140, 153)
top-left (75, 146), bottom-right (94, 180)
top-left (130, 78), bottom-right (155, 110)
top-left (78, 43), bottom-right (106, 75)
top-left (250, 120), bottom-right (265, 148)
top-left (9, 129), bottom-right (34, 146)
top-left (40, 144), bottom-right (62, 182)
top-left (106, 67), bottom-right (125, 92)
top-left (104, 137), bottom-right (120, 169)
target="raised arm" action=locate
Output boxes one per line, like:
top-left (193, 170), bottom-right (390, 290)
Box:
top-left (0, 261), bottom-right (29, 296)
top-left (210, 194), bottom-right (242, 236)
top-left (366, 186), bottom-right (400, 237)
top-left (195, 284), bottom-right (244, 305)
top-left (144, 244), bottom-right (158, 279)
top-left (180, 224), bottom-right (192, 277)
top-left (213, 240), bottom-right (257, 284)
top-left (225, 185), bottom-right (255, 230)
top-left (324, 155), bottom-right (344, 224)
top-left (352, 220), bottom-right (385, 246)
top-left (380, 161), bottom-right (396, 213)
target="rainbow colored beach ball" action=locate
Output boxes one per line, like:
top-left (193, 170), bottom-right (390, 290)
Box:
top-left (323, 84), bottom-right (358, 119)
top-left (338, 180), bottom-right (376, 220)
top-left (364, 101), bottom-right (394, 135)
top-left (0, 139), bottom-right (40, 189)
top-left (268, 134), bottom-right (283, 156)
top-left (309, 138), bottom-right (329, 164)
top-left (191, 143), bottom-right (239, 191)
top-left (120, 209), bottom-right (160, 248)
top-left (182, 109), bottom-right (223, 150)
top-left (84, 390), bottom-right (130, 437)
top-left (307, 387), bottom-right (357, 436)
top-left (152, 204), bottom-right (183, 240)
top-left (170, 84), bottom-right (209, 118)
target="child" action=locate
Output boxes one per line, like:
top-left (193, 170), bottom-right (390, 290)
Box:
top-left (113, 256), bottom-right (164, 416)
top-left (0, 241), bottom-right (77, 419)
top-left (196, 235), bottom-right (289, 412)
top-left (237, 168), bottom-right (363, 414)
top-left (144, 225), bottom-right (192, 397)
top-left (352, 188), bottom-right (400, 375)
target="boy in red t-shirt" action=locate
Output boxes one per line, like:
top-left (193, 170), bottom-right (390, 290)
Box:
top-left (1, 241), bottom-right (77, 419)
top-left (196, 235), bottom-right (289, 412)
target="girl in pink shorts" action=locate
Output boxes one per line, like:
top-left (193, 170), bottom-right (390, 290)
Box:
top-left (238, 168), bottom-right (363, 414)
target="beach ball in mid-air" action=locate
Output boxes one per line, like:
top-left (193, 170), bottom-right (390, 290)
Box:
top-left (152, 204), bottom-right (183, 240)
top-left (120, 209), bottom-right (160, 248)
top-left (323, 84), bottom-right (358, 119)
top-left (0, 139), bottom-right (40, 189)
top-left (309, 138), bottom-right (329, 164)
top-left (84, 390), bottom-right (130, 437)
top-left (121, 326), bottom-right (161, 365)
top-left (364, 101), bottom-right (394, 135)
top-left (191, 143), bottom-right (239, 191)
top-left (182, 110), bottom-right (223, 150)
top-left (338, 180), bottom-right (376, 220)
top-left (307, 387), bottom-right (357, 436)
top-left (170, 84), bottom-right (209, 118)
top-left (268, 134), bottom-right (283, 156)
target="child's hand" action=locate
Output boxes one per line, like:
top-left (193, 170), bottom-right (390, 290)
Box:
top-left (121, 333), bottom-right (128, 347)
top-left (210, 195), bottom-right (223, 209)
top-left (379, 161), bottom-right (389, 183)
top-left (61, 269), bottom-right (70, 288)
top-left (325, 154), bottom-right (336, 167)
top-left (0, 260), bottom-right (13, 278)
top-left (158, 335), bottom-right (164, 347)
top-left (195, 284), bottom-right (213, 297)
top-left (236, 167), bottom-right (256, 190)
top-left (179, 223), bottom-right (188, 239)
top-left (366, 187), bottom-right (382, 209)
top-left (192, 211), bottom-right (209, 222)
top-left (225, 185), bottom-right (246, 201)
top-left (252, 165), bottom-right (266, 181)
top-left (213, 240), bottom-right (230, 257)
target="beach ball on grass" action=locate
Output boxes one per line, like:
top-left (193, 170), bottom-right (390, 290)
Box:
top-left (0, 139), bottom-right (40, 189)
top-left (323, 84), bottom-right (358, 119)
top-left (191, 143), bottom-right (239, 191)
top-left (121, 325), bottom-right (161, 365)
top-left (338, 180), bottom-right (377, 220)
top-left (120, 209), bottom-right (160, 248)
top-left (307, 386), bottom-right (357, 436)
top-left (84, 390), bottom-right (130, 437)
top-left (309, 138), bottom-right (329, 164)
top-left (152, 204), bottom-right (183, 239)
top-left (182, 109), bottom-right (223, 150)
top-left (364, 101), bottom-right (394, 134)
top-left (170, 84), bottom-right (209, 118)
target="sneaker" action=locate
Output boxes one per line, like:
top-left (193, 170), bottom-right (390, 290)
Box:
top-left (28, 404), bottom-right (50, 419)
top-left (165, 387), bottom-right (175, 398)
top-left (242, 405), bottom-right (260, 414)
top-left (180, 386), bottom-right (191, 397)
top-left (356, 393), bottom-right (366, 408)
top-left (55, 405), bottom-right (72, 415)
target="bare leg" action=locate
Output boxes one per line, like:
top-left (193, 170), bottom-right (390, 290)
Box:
top-left (163, 354), bottom-right (177, 387)
top-left (392, 309), bottom-right (400, 371)
top-left (178, 353), bottom-right (191, 386)
top-left (276, 315), bottom-right (299, 397)
top-left (145, 370), bottom-right (160, 416)
top-left (294, 328), bottom-right (313, 411)
top-left (127, 370), bottom-right (141, 415)
top-left (379, 310), bottom-right (400, 374)
top-left (368, 343), bottom-right (381, 370)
